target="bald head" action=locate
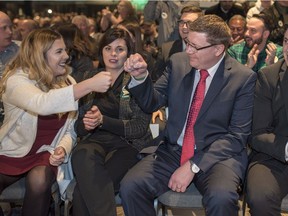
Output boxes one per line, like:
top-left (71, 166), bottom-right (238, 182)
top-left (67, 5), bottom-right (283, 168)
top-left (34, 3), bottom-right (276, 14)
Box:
top-left (19, 19), bottom-right (39, 40)
top-left (0, 11), bottom-right (13, 51)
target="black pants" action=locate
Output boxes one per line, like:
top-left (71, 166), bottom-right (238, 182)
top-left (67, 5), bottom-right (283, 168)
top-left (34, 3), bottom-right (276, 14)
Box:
top-left (120, 143), bottom-right (241, 216)
top-left (72, 140), bottom-right (139, 216)
top-left (246, 160), bottom-right (288, 216)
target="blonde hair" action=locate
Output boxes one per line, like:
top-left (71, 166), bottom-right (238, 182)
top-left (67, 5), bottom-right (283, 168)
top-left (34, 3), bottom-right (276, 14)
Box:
top-left (0, 28), bottom-right (71, 97)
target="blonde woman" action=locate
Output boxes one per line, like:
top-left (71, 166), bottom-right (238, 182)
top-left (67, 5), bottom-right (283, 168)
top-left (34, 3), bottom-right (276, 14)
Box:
top-left (0, 28), bottom-right (111, 216)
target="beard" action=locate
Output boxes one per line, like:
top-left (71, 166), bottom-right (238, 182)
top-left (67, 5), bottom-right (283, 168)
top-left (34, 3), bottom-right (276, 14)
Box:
top-left (245, 36), bottom-right (263, 48)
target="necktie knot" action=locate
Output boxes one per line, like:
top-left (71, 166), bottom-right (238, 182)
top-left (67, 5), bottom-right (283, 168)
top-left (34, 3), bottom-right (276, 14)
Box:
top-left (200, 69), bottom-right (209, 80)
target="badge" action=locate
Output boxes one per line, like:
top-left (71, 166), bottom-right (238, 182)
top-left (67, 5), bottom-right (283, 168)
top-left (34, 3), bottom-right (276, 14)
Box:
top-left (120, 86), bottom-right (130, 99)
top-left (161, 12), bottom-right (168, 19)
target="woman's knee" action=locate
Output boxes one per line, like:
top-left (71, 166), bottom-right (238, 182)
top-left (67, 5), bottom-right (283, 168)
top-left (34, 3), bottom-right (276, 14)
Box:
top-left (72, 143), bottom-right (104, 168)
top-left (26, 166), bottom-right (54, 193)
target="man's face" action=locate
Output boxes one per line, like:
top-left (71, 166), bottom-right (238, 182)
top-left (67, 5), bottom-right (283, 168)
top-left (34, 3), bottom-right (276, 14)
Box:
top-left (220, 0), bottom-right (233, 11)
top-left (283, 29), bottom-right (288, 65)
top-left (185, 31), bottom-right (218, 70)
top-left (19, 21), bottom-right (32, 40)
top-left (178, 12), bottom-right (199, 40)
top-left (0, 12), bottom-right (13, 51)
top-left (229, 19), bottom-right (245, 40)
top-left (244, 18), bottom-right (266, 48)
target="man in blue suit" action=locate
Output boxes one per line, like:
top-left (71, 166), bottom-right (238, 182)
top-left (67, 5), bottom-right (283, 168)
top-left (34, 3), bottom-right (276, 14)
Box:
top-left (120, 15), bottom-right (256, 216)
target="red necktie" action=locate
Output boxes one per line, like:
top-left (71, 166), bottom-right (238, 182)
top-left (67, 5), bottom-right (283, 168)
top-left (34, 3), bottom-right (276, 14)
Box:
top-left (180, 69), bottom-right (209, 165)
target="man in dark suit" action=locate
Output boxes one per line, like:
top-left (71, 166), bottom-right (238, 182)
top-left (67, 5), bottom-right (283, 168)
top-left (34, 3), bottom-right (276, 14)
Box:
top-left (246, 26), bottom-right (288, 215)
top-left (151, 5), bottom-right (203, 82)
top-left (120, 15), bottom-right (256, 216)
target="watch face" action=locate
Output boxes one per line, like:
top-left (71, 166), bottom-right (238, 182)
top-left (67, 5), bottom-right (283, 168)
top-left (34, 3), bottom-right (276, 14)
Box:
top-left (191, 164), bottom-right (200, 173)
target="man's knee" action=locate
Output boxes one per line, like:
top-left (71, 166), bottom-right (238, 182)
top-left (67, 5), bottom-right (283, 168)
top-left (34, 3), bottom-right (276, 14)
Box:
top-left (204, 186), bottom-right (239, 208)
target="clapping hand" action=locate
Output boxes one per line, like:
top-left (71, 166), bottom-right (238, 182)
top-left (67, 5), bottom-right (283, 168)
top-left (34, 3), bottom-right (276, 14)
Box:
top-left (246, 44), bottom-right (260, 69)
top-left (265, 42), bottom-right (277, 65)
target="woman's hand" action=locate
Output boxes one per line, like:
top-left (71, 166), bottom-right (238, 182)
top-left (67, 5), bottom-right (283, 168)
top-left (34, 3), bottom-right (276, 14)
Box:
top-left (83, 105), bottom-right (103, 131)
top-left (49, 146), bottom-right (66, 166)
top-left (91, 72), bottom-right (112, 93)
top-left (152, 110), bottom-right (163, 123)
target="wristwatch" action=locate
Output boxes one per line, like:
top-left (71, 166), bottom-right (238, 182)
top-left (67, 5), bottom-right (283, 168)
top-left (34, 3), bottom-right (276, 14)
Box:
top-left (189, 160), bottom-right (200, 174)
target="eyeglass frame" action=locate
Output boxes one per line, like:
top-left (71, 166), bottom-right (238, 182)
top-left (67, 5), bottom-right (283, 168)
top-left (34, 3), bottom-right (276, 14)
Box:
top-left (184, 38), bottom-right (216, 53)
top-left (177, 20), bottom-right (190, 27)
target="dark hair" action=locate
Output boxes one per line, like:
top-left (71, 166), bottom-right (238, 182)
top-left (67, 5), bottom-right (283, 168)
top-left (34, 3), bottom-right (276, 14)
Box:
top-left (52, 23), bottom-right (94, 59)
top-left (181, 5), bottom-right (203, 16)
top-left (98, 27), bottom-right (135, 68)
top-left (228, 15), bottom-right (246, 25)
top-left (188, 15), bottom-right (231, 49)
top-left (252, 13), bottom-right (273, 32)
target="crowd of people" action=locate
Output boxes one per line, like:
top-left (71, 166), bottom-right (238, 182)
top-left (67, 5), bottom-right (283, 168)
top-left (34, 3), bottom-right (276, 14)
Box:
top-left (1, 0), bottom-right (288, 216)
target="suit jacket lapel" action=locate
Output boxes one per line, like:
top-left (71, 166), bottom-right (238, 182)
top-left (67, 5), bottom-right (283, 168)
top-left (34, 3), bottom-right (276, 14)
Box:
top-left (279, 62), bottom-right (288, 119)
top-left (179, 59), bottom-right (196, 128)
top-left (197, 55), bottom-right (231, 120)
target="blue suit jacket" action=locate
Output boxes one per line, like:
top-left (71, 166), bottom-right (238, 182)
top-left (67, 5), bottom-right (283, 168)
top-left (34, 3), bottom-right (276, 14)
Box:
top-left (128, 52), bottom-right (256, 180)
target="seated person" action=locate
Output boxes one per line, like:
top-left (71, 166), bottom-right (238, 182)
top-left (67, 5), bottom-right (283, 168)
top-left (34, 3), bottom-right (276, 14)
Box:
top-left (228, 13), bottom-right (283, 72)
top-left (246, 23), bottom-right (288, 216)
top-left (71, 27), bottom-right (153, 216)
top-left (0, 29), bottom-right (111, 216)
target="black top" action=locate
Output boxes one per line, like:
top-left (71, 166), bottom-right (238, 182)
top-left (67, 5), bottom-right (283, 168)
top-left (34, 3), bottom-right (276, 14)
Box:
top-left (76, 72), bottom-right (125, 146)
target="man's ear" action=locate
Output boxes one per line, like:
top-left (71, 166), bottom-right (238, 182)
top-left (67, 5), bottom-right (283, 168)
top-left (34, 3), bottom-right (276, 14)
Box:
top-left (214, 44), bottom-right (225, 56)
top-left (263, 29), bottom-right (270, 40)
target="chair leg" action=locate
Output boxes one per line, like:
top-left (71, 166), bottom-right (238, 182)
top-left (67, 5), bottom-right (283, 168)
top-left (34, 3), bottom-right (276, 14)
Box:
top-left (161, 204), bottom-right (167, 216)
top-left (64, 200), bottom-right (72, 216)
top-left (52, 191), bottom-right (61, 216)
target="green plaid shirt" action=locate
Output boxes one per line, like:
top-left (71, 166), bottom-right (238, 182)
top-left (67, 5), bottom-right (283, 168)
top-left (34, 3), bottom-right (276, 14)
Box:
top-left (227, 41), bottom-right (283, 72)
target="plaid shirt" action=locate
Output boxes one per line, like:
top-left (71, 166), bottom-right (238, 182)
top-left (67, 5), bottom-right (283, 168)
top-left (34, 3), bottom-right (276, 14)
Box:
top-left (227, 41), bottom-right (283, 72)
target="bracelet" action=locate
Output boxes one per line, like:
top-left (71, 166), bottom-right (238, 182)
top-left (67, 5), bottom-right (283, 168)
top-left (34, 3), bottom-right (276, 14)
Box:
top-left (134, 76), bottom-right (146, 81)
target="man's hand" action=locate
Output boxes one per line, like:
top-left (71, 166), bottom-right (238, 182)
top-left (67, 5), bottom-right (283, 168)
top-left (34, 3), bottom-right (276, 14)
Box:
top-left (265, 42), bottom-right (277, 65)
top-left (168, 161), bottom-right (194, 193)
top-left (83, 105), bottom-right (103, 131)
top-left (246, 44), bottom-right (260, 69)
top-left (124, 53), bottom-right (147, 79)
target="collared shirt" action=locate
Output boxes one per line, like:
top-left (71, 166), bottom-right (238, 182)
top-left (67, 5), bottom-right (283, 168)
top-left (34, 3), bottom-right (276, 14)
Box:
top-left (0, 41), bottom-right (20, 77)
top-left (177, 54), bottom-right (225, 146)
top-left (227, 40), bottom-right (283, 72)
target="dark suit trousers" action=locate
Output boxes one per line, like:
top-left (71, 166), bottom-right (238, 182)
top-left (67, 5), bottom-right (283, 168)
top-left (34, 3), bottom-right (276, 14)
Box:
top-left (72, 141), bottom-right (139, 216)
top-left (120, 142), bottom-right (241, 216)
top-left (246, 159), bottom-right (288, 216)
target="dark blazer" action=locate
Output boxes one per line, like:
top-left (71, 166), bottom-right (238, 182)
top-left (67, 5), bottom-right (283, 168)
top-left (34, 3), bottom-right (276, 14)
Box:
top-left (128, 52), bottom-right (256, 179)
top-left (151, 39), bottom-right (183, 82)
top-left (205, 3), bottom-right (246, 22)
top-left (249, 59), bottom-right (288, 167)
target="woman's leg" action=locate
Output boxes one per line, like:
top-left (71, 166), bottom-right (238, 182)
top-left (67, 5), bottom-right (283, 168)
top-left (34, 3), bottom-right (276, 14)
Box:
top-left (72, 143), bottom-right (116, 216)
top-left (105, 145), bottom-right (139, 193)
top-left (0, 174), bottom-right (22, 216)
top-left (22, 165), bottom-right (55, 216)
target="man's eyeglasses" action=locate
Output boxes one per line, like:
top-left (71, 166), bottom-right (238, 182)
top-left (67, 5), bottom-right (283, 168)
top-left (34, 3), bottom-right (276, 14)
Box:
top-left (184, 38), bottom-right (216, 53)
top-left (177, 20), bottom-right (190, 27)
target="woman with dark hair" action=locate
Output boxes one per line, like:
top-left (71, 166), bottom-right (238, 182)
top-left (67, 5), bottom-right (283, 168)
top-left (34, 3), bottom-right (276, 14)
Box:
top-left (71, 27), bottom-right (153, 216)
top-left (53, 23), bottom-right (95, 82)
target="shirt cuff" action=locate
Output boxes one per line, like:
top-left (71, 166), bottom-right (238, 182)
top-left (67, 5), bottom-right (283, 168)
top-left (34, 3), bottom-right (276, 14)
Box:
top-left (285, 142), bottom-right (288, 161)
top-left (127, 71), bottom-right (149, 89)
